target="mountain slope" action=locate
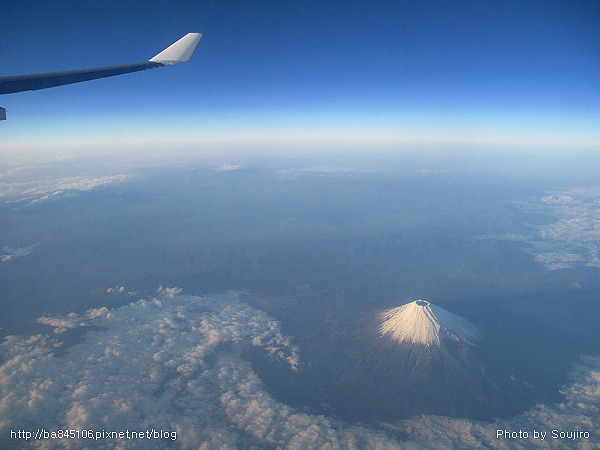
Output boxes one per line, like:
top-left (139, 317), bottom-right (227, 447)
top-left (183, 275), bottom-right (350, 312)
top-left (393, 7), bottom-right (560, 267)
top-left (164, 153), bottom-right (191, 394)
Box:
top-left (378, 299), bottom-right (480, 348)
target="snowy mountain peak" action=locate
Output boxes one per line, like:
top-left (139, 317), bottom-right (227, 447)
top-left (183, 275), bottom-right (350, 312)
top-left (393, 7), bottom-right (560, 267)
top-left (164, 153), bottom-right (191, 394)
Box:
top-left (378, 300), bottom-right (480, 348)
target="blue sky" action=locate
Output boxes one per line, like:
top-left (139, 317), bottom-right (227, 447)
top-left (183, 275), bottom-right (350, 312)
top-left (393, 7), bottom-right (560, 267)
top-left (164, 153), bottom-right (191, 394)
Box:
top-left (1, 0), bottom-right (599, 160)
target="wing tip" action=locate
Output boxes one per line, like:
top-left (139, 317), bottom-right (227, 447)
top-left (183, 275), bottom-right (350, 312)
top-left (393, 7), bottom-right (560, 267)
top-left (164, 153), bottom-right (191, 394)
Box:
top-left (149, 33), bottom-right (202, 65)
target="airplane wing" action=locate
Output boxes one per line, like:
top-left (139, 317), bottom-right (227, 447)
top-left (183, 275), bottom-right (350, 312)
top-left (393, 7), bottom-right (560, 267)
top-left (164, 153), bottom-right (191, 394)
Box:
top-left (0, 33), bottom-right (202, 120)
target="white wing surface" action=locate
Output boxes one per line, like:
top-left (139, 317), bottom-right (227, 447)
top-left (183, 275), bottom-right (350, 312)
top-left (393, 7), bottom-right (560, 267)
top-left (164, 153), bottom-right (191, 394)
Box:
top-left (0, 33), bottom-right (202, 120)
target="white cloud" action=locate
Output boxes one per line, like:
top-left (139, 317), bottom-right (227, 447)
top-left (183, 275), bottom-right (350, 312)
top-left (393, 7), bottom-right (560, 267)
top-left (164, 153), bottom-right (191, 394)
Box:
top-left (36, 315), bottom-right (87, 334)
top-left (0, 291), bottom-right (598, 449)
top-left (1, 244), bottom-right (40, 262)
top-left (397, 355), bottom-right (600, 448)
top-left (215, 164), bottom-right (243, 171)
top-left (0, 175), bottom-right (134, 206)
top-left (157, 286), bottom-right (183, 298)
top-left (105, 286), bottom-right (129, 295)
top-left (480, 187), bottom-right (600, 270)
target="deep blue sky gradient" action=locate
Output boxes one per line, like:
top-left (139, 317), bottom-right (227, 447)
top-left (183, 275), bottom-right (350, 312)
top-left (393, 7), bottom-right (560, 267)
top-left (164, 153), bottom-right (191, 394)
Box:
top-left (1, 0), bottom-right (599, 159)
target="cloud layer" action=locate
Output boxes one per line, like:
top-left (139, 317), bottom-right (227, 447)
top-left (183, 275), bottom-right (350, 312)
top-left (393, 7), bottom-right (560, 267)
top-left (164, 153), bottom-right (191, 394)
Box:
top-left (476, 187), bottom-right (600, 270)
top-left (518, 187), bottom-right (600, 270)
top-left (0, 174), bottom-right (133, 206)
top-left (1, 291), bottom-right (598, 449)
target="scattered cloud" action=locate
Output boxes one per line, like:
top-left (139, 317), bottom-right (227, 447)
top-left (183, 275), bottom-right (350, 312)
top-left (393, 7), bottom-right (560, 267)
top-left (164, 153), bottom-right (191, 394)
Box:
top-left (1, 244), bottom-right (40, 262)
top-left (36, 314), bottom-right (88, 335)
top-left (0, 175), bottom-right (134, 206)
top-left (105, 286), bottom-right (137, 297)
top-left (519, 188), bottom-right (600, 270)
top-left (396, 355), bottom-right (600, 448)
top-left (214, 164), bottom-right (243, 171)
top-left (0, 291), bottom-right (598, 448)
top-left (156, 286), bottom-right (183, 298)
top-left (478, 187), bottom-right (600, 270)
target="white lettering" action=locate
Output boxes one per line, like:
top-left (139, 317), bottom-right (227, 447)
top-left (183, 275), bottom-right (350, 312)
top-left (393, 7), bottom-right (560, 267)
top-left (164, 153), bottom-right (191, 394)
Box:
top-left (533, 429), bottom-right (546, 440)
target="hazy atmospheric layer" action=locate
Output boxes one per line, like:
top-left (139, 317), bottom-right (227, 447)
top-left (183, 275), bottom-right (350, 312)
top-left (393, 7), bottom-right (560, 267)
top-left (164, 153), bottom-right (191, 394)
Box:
top-left (2, 0), bottom-right (599, 160)
top-left (0, 289), bottom-right (598, 449)
top-left (378, 300), bottom-right (480, 348)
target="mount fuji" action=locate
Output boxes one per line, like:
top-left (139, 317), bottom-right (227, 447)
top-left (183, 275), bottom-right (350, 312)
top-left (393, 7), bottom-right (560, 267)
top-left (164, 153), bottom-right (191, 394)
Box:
top-left (295, 298), bottom-right (509, 421)
top-left (257, 298), bottom-right (520, 422)
top-left (378, 299), bottom-right (480, 348)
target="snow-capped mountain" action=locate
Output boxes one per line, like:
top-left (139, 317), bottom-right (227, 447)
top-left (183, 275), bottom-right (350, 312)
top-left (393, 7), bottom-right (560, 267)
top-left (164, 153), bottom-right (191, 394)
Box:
top-left (378, 299), bottom-right (480, 348)
top-left (260, 298), bottom-right (525, 422)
